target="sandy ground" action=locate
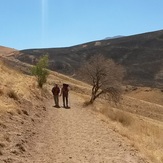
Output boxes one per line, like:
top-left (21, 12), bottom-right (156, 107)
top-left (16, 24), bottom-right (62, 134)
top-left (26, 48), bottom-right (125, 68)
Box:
top-left (24, 92), bottom-right (150, 163)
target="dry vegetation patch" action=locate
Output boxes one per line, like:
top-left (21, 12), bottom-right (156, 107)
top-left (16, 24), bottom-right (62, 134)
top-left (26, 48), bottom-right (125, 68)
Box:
top-left (0, 61), bottom-right (50, 162)
top-left (89, 96), bottom-right (163, 163)
top-left (125, 86), bottom-right (163, 106)
top-left (7, 90), bottom-right (18, 101)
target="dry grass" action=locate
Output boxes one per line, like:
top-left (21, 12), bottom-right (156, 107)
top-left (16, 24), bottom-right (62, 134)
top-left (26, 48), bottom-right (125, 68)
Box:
top-left (82, 100), bottom-right (92, 107)
top-left (107, 109), bottom-right (132, 126)
top-left (0, 46), bottom-right (16, 57)
top-left (0, 89), bottom-right (3, 96)
top-left (92, 98), bottom-right (163, 163)
top-left (0, 61), bottom-right (50, 113)
top-left (129, 118), bottom-right (163, 163)
top-left (92, 100), bottom-right (132, 126)
top-left (125, 86), bottom-right (163, 106)
top-left (7, 90), bottom-right (18, 100)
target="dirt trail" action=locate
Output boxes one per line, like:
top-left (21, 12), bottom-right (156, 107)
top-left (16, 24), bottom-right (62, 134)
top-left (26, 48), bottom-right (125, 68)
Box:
top-left (27, 93), bottom-right (150, 163)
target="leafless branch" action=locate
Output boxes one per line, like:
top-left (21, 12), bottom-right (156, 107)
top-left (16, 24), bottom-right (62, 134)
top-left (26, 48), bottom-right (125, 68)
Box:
top-left (78, 54), bottom-right (125, 103)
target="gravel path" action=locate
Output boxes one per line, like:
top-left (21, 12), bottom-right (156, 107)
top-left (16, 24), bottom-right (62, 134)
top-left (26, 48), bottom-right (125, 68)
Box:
top-left (28, 93), bottom-right (149, 163)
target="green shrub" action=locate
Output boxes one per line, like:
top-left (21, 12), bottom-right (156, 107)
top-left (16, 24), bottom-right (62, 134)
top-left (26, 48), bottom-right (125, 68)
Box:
top-left (31, 55), bottom-right (49, 88)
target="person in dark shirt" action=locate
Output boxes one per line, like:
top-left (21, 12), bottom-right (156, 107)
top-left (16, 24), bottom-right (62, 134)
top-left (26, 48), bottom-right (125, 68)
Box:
top-left (52, 84), bottom-right (60, 108)
top-left (60, 84), bottom-right (70, 108)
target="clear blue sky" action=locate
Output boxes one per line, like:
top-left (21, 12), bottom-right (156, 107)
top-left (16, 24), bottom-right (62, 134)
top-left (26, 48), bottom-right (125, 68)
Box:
top-left (0, 0), bottom-right (163, 50)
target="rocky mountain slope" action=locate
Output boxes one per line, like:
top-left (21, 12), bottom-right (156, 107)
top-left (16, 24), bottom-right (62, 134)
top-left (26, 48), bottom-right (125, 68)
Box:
top-left (6, 30), bottom-right (163, 87)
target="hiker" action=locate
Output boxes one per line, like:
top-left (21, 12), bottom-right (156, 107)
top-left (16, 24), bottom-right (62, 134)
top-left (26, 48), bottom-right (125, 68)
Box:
top-left (52, 84), bottom-right (60, 108)
top-left (60, 83), bottom-right (70, 108)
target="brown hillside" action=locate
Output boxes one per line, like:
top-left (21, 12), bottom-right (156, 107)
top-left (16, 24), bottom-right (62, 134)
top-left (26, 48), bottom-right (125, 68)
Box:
top-left (12, 30), bottom-right (163, 88)
top-left (0, 46), bottom-right (17, 57)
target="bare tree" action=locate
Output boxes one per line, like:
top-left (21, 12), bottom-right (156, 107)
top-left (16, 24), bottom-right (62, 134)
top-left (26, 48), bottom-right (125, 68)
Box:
top-left (78, 55), bottom-right (125, 104)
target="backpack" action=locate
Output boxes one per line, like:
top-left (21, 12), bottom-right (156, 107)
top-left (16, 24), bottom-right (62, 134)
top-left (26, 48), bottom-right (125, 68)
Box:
top-left (63, 83), bottom-right (69, 88)
top-left (62, 84), bottom-right (69, 93)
